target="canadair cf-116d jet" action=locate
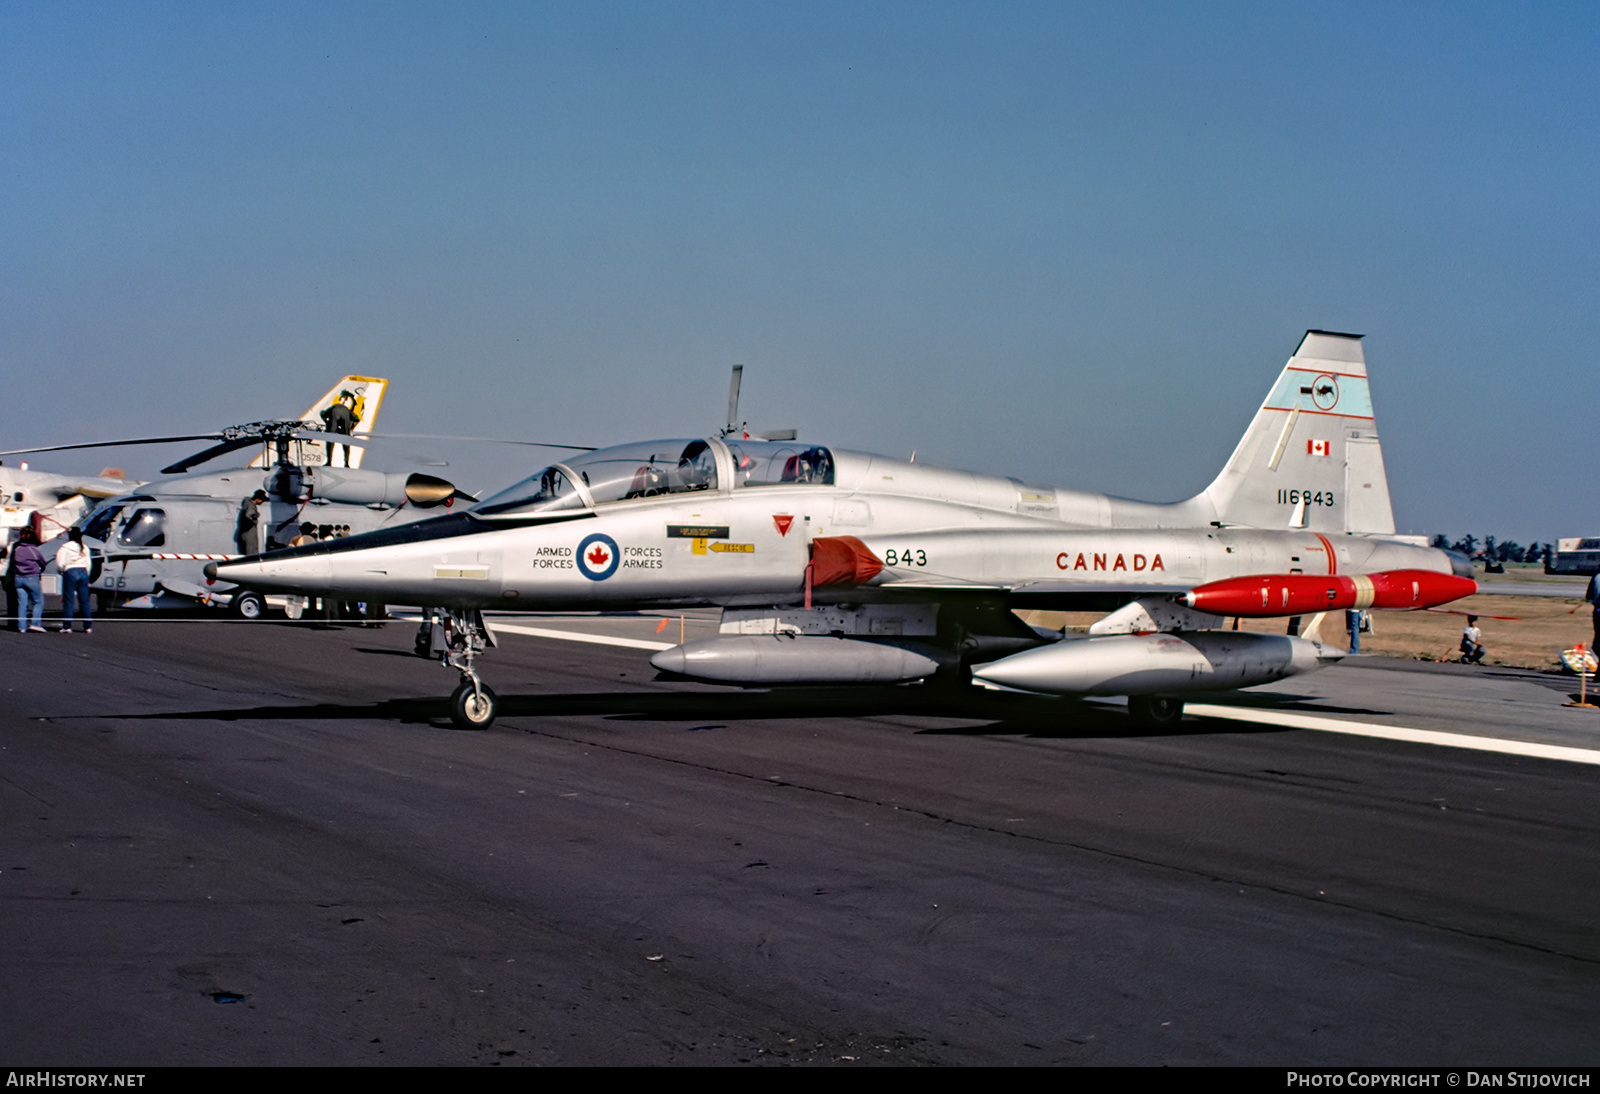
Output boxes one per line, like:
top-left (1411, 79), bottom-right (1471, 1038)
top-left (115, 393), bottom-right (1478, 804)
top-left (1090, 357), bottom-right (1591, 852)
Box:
top-left (213, 331), bottom-right (1476, 728)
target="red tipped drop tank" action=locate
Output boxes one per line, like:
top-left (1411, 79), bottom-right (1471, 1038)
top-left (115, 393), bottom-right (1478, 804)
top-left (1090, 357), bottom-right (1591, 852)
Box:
top-left (1182, 570), bottom-right (1477, 617)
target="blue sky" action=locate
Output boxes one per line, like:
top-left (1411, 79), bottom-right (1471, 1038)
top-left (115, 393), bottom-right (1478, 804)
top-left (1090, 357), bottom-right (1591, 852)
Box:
top-left (3, 1), bottom-right (1595, 542)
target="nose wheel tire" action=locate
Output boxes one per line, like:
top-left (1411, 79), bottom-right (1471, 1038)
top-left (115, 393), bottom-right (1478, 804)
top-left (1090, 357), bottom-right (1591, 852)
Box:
top-left (450, 683), bottom-right (498, 729)
top-left (230, 590), bottom-right (266, 620)
top-left (1127, 694), bottom-right (1184, 728)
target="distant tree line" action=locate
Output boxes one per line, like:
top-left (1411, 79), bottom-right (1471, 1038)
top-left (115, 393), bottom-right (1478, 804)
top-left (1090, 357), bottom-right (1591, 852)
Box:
top-left (1429, 534), bottom-right (1551, 565)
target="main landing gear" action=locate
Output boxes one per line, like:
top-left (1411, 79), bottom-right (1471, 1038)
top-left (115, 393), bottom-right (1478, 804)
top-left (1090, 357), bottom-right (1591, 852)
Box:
top-left (1127, 694), bottom-right (1185, 728)
top-left (229, 590), bottom-right (266, 620)
top-left (417, 609), bottom-right (500, 729)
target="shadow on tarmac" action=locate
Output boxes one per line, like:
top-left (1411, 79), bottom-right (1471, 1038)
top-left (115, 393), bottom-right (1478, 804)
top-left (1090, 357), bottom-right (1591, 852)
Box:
top-left (81, 681), bottom-right (1384, 741)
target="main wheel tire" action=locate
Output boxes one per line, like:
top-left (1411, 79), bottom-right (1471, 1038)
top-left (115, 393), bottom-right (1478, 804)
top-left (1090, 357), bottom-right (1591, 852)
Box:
top-left (1127, 694), bottom-right (1184, 728)
top-left (449, 683), bottom-right (497, 730)
top-left (230, 590), bottom-right (266, 621)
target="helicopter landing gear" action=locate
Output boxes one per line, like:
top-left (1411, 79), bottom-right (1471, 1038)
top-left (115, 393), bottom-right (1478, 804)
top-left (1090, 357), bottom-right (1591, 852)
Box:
top-left (433, 608), bottom-right (499, 729)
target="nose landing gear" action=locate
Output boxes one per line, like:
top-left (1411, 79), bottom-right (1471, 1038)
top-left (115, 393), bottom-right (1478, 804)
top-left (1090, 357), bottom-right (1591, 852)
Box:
top-left (450, 680), bottom-right (498, 729)
top-left (417, 609), bottom-right (500, 729)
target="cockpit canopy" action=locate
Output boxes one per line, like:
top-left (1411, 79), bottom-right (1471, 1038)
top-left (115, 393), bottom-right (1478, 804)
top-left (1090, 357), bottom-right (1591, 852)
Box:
top-left (472, 438), bottom-right (834, 519)
top-left (725, 439), bottom-right (834, 487)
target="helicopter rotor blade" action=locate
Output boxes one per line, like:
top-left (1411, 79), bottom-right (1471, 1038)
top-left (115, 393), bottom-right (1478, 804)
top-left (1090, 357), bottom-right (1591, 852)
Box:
top-left (0, 434), bottom-right (224, 458)
top-left (160, 437), bottom-right (268, 475)
top-left (166, 428), bottom-right (381, 473)
top-left (369, 433), bottom-right (596, 451)
top-left (3, 428), bottom-right (594, 476)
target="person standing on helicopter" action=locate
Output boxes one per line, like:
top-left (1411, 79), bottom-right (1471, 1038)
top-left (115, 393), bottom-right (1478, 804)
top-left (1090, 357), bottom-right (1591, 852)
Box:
top-left (320, 390), bottom-right (357, 467)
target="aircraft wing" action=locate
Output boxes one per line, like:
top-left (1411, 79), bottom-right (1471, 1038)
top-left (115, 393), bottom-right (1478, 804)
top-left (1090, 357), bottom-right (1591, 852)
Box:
top-left (849, 576), bottom-right (1194, 612)
top-left (871, 578), bottom-right (1192, 595)
top-left (812, 532), bottom-right (1199, 610)
top-left (1006, 581), bottom-right (1195, 612)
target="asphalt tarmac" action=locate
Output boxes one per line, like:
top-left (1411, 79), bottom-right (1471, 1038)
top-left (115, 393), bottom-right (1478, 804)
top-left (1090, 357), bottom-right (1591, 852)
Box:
top-left (2, 615), bottom-right (1598, 1066)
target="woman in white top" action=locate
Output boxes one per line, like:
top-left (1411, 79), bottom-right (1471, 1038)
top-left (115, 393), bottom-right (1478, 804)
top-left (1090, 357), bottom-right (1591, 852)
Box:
top-left (55, 527), bottom-right (93, 633)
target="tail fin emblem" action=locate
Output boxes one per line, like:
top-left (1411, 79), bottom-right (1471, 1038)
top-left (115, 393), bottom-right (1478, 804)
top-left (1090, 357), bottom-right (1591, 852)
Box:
top-left (1302, 375), bottom-right (1340, 410)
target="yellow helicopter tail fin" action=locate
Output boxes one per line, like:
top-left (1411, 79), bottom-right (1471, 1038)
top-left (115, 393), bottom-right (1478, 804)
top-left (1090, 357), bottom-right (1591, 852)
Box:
top-left (249, 376), bottom-right (388, 469)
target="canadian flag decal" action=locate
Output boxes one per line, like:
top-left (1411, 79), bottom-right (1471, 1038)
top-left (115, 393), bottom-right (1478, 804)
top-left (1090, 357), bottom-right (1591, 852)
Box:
top-left (773, 514), bottom-right (794, 537)
top-left (1307, 439), bottom-right (1331, 457)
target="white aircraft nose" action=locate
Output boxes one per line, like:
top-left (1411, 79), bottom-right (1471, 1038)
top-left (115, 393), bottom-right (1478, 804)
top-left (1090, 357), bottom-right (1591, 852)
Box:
top-left (215, 552), bottom-right (332, 592)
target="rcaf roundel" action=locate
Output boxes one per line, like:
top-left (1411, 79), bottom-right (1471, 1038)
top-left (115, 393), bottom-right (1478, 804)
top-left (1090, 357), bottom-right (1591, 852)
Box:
top-left (576, 533), bottom-right (620, 581)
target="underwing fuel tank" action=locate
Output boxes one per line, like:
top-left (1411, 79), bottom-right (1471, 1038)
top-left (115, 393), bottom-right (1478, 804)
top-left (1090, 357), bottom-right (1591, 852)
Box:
top-left (971, 631), bottom-right (1340, 696)
top-left (650, 635), bottom-right (942, 684)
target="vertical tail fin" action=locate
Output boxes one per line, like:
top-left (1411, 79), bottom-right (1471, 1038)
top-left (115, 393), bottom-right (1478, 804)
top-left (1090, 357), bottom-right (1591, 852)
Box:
top-left (249, 376), bottom-right (388, 470)
top-left (1201, 331), bottom-right (1395, 535)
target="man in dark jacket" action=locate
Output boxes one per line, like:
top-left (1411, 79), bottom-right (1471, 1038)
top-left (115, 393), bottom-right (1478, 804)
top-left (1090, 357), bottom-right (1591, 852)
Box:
top-left (237, 490), bottom-right (268, 555)
top-left (321, 391), bottom-right (356, 468)
top-left (11, 527), bottom-right (48, 633)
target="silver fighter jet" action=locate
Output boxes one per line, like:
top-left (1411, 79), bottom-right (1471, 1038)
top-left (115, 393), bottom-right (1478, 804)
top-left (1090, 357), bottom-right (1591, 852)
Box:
top-left (213, 332), bottom-right (1476, 728)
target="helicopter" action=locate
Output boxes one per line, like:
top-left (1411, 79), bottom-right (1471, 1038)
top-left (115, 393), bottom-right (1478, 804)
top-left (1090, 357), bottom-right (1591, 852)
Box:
top-left (0, 462), bottom-right (134, 557)
top-left (3, 376), bottom-right (477, 617)
top-left (214, 332), bottom-right (1476, 727)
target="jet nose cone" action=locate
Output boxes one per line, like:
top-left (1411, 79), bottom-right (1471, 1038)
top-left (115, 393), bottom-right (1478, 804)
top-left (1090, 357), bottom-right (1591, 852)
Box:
top-left (203, 562), bottom-right (218, 581)
top-left (212, 551), bottom-right (331, 592)
top-left (649, 646), bottom-right (688, 675)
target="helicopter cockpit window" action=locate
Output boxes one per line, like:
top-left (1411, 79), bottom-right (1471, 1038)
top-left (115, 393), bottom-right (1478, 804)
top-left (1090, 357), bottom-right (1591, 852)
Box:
top-left (118, 508), bottom-right (167, 548)
top-left (473, 440), bottom-right (720, 518)
top-left (725, 442), bottom-right (834, 488)
top-left (80, 504), bottom-right (125, 543)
